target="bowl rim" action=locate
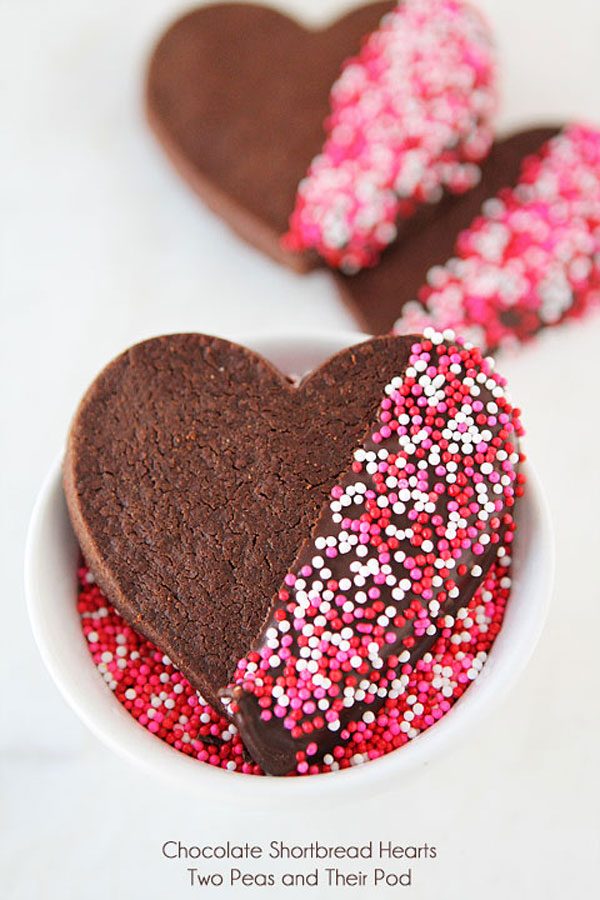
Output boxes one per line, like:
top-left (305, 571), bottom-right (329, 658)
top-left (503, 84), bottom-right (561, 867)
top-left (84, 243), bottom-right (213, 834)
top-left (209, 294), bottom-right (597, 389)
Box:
top-left (25, 330), bottom-right (555, 803)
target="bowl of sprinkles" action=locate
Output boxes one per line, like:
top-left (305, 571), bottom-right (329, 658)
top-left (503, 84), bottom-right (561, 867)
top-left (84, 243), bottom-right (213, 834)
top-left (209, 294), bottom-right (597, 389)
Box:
top-left (26, 332), bottom-right (554, 801)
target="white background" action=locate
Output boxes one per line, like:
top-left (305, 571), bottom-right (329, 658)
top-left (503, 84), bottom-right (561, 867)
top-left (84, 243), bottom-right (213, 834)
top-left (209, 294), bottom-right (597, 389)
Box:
top-left (1, 1), bottom-right (599, 897)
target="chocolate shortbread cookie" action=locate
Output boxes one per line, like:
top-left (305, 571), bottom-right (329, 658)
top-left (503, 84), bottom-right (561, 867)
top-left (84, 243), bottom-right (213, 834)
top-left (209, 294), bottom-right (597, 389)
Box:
top-left (146, 1), bottom-right (393, 271)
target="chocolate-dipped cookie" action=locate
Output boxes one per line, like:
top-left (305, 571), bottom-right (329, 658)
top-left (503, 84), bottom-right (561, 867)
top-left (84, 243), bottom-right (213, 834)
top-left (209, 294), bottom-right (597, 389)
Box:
top-left (65, 331), bottom-right (525, 775)
top-left (146, 0), bottom-right (496, 272)
top-left (146, 1), bottom-right (393, 271)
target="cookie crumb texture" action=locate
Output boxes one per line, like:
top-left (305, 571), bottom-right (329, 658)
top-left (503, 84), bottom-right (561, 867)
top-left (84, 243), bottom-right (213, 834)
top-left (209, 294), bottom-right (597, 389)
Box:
top-left (77, 553), bottom-right (511, 776)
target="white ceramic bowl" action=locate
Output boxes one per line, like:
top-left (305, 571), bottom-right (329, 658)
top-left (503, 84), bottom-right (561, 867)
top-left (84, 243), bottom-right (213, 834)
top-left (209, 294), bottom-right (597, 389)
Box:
top-left (26, 332), bottom-right (554, 803)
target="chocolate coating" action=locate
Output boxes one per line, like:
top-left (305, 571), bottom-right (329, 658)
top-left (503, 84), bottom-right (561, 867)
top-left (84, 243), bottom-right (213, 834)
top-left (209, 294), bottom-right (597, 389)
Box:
top-left (226, 511), bottom-right (501, 777)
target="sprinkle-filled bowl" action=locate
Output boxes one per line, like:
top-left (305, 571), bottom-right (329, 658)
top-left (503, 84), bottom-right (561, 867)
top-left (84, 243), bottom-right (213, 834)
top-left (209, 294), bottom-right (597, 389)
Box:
top-left (25, 332), bottom-right (554, 803)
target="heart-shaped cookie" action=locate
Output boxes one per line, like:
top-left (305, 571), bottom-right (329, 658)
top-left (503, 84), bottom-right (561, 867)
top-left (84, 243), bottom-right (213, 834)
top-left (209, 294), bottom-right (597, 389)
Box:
top-left (65, 331), bottom-right (524, 774)
top-left (64, 333), bottom-right (414, 710)
top-left (146, 1), bottom-right (393, 271)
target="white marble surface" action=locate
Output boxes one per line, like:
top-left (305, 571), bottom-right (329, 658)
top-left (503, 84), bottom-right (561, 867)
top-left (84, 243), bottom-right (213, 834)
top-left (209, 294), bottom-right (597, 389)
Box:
top-left (2, 1), bottom-right (599, 897)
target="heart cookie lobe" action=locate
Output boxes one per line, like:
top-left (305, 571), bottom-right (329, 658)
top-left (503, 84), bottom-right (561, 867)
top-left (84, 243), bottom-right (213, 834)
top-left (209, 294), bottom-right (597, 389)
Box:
top-left (63, 333), bottom-right (415, 709)
top-left (223, 329), bottom-right (525, 775)
top-left (146, 1), bottom-right (393, 270)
